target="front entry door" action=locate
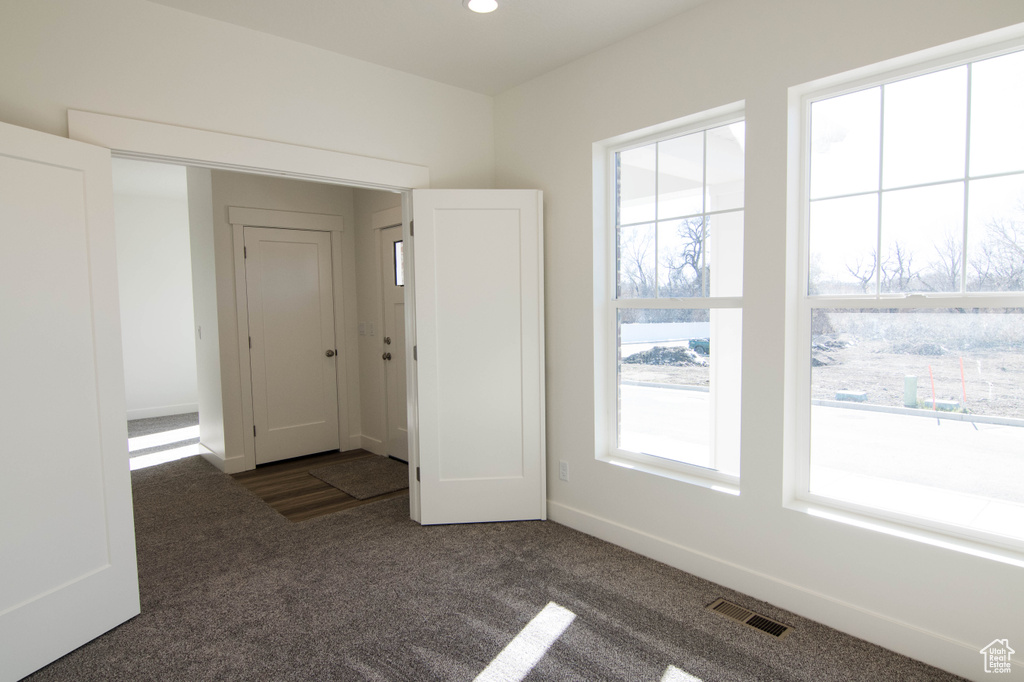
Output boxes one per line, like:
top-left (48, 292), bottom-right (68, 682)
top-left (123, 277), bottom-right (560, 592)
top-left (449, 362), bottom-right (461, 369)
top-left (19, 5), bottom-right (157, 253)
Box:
top-left (380, 225), bottom-right (408, 461)
top-left (244, 227), bottom-right (340, 464)
top-left (411, 190), bottom-right (546, 525)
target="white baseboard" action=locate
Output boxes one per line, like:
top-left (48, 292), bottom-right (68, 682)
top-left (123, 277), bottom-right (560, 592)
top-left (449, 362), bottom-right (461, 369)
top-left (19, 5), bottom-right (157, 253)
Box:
top-left (199, 449), bottom-right (246, 475)
top-left (547, 500), bottom-right (983, 681)
top-left (360, 435), bottom-right (384, 455)
top-left (220, 456), bottom-right (247, 475)
top-left (126, 403), bottom-right (199, 420)
top-left (199, 450), bottom-right (226, 472)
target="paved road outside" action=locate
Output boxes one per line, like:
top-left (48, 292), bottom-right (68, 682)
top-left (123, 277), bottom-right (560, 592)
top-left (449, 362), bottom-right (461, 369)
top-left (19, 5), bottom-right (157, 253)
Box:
top-left (619, 382), bottom-right (1024, 542)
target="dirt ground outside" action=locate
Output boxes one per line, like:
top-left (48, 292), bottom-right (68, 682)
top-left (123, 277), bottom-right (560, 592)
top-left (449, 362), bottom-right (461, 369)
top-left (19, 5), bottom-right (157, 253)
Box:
top-left (620, 342), bottom-right (1023, 420)
top-left (619, 363), bottom-right (709, 388)
top-left (810, 342), bottom-right (1023, 419)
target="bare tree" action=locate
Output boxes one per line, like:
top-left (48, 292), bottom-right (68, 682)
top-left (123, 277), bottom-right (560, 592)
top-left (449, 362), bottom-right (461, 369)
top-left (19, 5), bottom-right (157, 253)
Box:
top-left (618, 227), bottom-right (655, 299)
top-left (843, 241), bottom-right (923, 293)
top-left (880, 242), bottom-right (920, 293)
top-left (659, 217), bottom-right (705, 297)
top-left (970, 214), bottom-right (1024, 292)
top-left (919, 233), bottom-right (962, 292)
top-left (845, 252), bottom-right (877, 294)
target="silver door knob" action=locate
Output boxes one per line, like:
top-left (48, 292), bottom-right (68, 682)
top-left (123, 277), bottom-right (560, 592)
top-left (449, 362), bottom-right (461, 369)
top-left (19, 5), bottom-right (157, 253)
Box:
top-left (325, 349), bottom-right (336, 357)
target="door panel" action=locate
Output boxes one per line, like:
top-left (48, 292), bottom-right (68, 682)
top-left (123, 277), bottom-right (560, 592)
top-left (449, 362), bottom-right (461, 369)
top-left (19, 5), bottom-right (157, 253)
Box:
top-left (412, 190), bottom-right (545, 524)
top-left (0, 121), bottom-right (139, 681)
top-left (244, 227), bottom-right (339, 464)
top-left (381, 226), bottom-right (408, 461)
top-left (435, 209), bottom-right (524, 480)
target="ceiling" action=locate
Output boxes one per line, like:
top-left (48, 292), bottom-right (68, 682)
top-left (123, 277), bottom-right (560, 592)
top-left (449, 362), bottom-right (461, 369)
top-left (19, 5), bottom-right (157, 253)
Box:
top-left (147, 0), bottom-right (712, 95)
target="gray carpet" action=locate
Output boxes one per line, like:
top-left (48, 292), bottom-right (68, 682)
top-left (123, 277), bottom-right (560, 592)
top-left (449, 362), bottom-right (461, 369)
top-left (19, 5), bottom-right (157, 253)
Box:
top-left (25, 458), bottom-right (963, 681)
top-left (127, 412), bottom-right (199, 439)
top-left (310, 456), bottom-right (410, 499)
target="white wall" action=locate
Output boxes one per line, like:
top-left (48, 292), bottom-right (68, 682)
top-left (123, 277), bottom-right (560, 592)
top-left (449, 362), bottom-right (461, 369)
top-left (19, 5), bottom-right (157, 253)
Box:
top-left (494, 1), bottom-right (1024, 679)
top-left (0, 0), bottom-right (497, 468)
top-left (353, 189), bottom-right (404, 454)
top-left (186, 167), bottom-right (226, 460)
top-left (112, 158), bottom-right (198, 419)
top-left (0, 0), bottom-right (494, 190)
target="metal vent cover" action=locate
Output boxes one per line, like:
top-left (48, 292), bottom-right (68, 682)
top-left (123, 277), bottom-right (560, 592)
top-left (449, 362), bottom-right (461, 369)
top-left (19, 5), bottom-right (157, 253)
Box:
top-left (707, 599), bottom-right (793, 640)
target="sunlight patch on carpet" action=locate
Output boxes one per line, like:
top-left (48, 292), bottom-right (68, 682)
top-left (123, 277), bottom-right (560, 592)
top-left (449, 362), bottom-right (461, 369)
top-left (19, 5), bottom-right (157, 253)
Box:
top-left (128, 426), bottom-right (200, 452)
top-left (473, 602), bottom-right (575, 682)
top-left (129, 443), bottom-right (207, 471)
top-left (662, 664), bottom-right (705, 681)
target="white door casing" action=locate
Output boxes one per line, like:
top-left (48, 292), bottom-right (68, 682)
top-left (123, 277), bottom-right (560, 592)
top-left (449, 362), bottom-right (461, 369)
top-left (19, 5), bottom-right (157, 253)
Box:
top-left (0, 121), bottom-right (140, 681)
top-left (412, 189), bottom-right (546, 525)
top-left (381, 225), bottom-right (409, 461)
top-left (244, 226), bottom-right (340, 464)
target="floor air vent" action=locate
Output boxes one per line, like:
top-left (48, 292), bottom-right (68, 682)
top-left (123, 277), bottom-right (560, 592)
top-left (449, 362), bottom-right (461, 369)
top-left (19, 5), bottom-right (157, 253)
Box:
top-left (707, 599), bottom-right (793, 640)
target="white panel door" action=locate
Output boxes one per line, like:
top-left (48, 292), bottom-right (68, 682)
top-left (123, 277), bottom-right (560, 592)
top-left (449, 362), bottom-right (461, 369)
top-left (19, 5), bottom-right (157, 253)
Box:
top-left (0, 121), bottom-right (139, 681)
top-left (412, 190), bottom-right (545, 524)
top-left (381, 226), bottom-right (408, 461)
top-left (244, 227), bottom-right (340, 464)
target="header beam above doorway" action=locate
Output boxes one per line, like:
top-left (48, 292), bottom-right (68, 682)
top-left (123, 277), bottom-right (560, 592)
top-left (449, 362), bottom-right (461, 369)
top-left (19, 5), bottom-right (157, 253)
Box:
top-left (67, 110), bottom-right (430, 191)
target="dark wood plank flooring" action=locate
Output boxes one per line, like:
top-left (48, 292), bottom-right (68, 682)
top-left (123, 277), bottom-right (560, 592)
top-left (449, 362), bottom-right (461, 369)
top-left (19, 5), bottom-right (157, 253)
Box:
top-left (232, 449), bottom-right (409, 522)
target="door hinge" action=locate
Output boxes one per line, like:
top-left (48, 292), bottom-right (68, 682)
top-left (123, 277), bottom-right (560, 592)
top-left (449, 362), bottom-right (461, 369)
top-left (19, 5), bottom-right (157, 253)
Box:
top-left (244, 246), bottom-right (247, 258)
top-left (253, 425), bottom-right (256, 437)
top-left (248, 336), bottom-right (252, 349)
top-left (416, 467), bottom-right (420, 482)
top-left (409, 220), bottom-right (414, 236)
top-left (413, 345), bottom-right (417, 361)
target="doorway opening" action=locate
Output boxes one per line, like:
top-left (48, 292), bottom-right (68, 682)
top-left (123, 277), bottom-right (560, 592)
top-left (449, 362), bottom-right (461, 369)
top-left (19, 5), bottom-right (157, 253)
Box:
top-left (109, 153), bottom-right (407, 484)
top-left (111, 157), bottom-right (208, 471)
top-left (127, 412), bottom-right (201, 471)
top-left (70, 108), bottom-right (509, 524)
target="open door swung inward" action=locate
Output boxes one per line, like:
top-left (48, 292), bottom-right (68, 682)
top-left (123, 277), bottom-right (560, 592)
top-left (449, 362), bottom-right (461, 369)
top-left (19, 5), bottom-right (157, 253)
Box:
top-left (0, 120), bottom-right (140, 682)
top-left (410, 189), bottom-right (546, 524)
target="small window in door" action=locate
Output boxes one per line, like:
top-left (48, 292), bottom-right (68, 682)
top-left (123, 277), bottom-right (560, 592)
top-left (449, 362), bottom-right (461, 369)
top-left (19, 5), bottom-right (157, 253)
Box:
top-left (394, 240), bottom-right (405, 287)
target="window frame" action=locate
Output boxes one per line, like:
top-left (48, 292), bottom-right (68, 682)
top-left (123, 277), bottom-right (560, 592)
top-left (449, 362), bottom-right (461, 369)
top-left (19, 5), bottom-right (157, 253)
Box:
top-left (597, 105), bottom-right (746, 492)
top-left (792, 39), bottom-right (1024, 552)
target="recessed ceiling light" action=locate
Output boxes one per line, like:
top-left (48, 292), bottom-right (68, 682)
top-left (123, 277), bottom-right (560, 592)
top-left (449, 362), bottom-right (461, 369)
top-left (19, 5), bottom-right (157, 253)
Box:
top-left (464, 0), bottom-right (498, 13)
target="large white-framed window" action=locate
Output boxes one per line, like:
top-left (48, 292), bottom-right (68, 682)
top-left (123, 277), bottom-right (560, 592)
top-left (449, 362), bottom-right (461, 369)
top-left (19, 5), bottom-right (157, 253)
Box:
top-left (795, 42), bottom-right (1024, 549)
top-left (596, 106), bottom-right (745, 490)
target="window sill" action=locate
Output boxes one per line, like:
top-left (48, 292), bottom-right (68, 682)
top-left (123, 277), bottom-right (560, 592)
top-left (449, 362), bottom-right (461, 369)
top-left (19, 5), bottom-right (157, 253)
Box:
top-left (598, 450), bottom-right (740, 496)
top-left (786, 494), bottom-right (1024, 569)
